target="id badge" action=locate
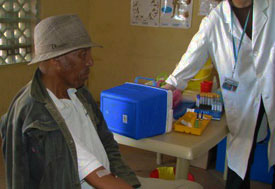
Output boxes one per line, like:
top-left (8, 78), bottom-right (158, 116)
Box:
top-left (222, 77), bottom-right (239, 92)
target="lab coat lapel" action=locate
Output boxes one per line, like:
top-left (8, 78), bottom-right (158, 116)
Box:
top-left (223, 1), bottom-right (231, 25)
top-left (252, 0), bottom-right (268, 48)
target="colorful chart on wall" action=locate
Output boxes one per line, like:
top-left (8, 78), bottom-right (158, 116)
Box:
top-left (130, 0), bottom-right (194, 29)
top-left (131, 0), bottom-right (160, 27)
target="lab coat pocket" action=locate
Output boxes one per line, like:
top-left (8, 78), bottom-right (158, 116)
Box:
top-left (221, 90), bottom-right (237, 113)
top-left (221, 89), bottom-right (240, 135)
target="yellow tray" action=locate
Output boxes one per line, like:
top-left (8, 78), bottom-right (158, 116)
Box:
top-left (174, 112), bottom-right (212, 136)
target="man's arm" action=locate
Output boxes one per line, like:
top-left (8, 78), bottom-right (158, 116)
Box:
top-left (89, 94), bottom-right (141, 187)
top-left (85, 166), bottom-right (133, 189)
top-left (77, 88), bottom-right (141, 188)
top-left (95, 112), bottom-right (141, 187)
top-left (1, 109), bottom-right (30, 189)
top-left (72, 130), bottom-right (134, 188)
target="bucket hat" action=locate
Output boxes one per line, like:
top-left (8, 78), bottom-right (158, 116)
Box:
top-left (29, 14), bottom-right (101, 65)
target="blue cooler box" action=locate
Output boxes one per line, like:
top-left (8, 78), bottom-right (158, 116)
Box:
top-left (100, 83), bottom-right (173, 139)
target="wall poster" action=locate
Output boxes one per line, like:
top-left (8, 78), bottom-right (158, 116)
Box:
top-left (160, 0), bottom-right (193, 29)
top-left (131, 0), bottom-right (194, 29)
top-left (131, 0), bottom-right (160, 27)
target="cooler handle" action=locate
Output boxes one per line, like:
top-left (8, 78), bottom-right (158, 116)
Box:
top-left (134, 76), bottom-right (157, 87)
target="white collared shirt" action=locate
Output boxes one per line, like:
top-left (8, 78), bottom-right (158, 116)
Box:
top-left (47, 88), bottom-right (110, 189)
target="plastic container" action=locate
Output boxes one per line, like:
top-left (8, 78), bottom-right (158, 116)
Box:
top-left (100, 82), bottom-right (173, 139)
top-left (174, 112), bottom-right (212, 135)
top-left (150, 167), bottom-right (176, 180)
top-left (185, 59), bottom-right (213, 92)
top-left (200, 80), bottom-right (213, 93)
top-left (150, 167), bottom-right (195, 181)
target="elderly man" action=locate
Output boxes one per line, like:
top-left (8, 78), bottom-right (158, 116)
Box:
top-left (0, 14), bottom-right (203, 189)
top-left (0, 15), bottom-right (139, 189)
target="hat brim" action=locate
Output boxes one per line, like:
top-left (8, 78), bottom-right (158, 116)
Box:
top-left (28, 42), bottom-right (102, 65)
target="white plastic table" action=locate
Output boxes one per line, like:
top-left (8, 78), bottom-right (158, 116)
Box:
top-left (113, 115), bottom-right (229, 179)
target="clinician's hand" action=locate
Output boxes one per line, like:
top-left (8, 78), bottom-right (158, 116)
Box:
top-left (162, 83), bottom-right (176, 91)
top-left (85, 166), bottom-right (133, 189)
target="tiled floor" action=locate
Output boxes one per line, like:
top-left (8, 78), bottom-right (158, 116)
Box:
top-left (0, 141), bottom-right (272, 188)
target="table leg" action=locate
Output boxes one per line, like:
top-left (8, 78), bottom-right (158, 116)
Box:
top-left (156, 153), bottom-right (162, 165)
top-left (223, 154), bottom-right (228, 180)
top-left (175, 157), bottom-right (190, 179)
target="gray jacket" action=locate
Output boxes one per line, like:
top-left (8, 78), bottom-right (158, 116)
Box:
top-left (0, 69), bottom-right (140, 189)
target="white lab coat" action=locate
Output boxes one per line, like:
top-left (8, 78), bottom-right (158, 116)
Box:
top-left (166, 0), bottom-right (275, 179)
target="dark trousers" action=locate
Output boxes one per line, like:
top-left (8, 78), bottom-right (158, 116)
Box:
top-left (225, 101), bottom-right (275, 189)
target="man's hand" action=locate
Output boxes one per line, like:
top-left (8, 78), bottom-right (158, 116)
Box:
top-left (162, 84), bottom-right (176, 91)
top-left (85, 166), bottom-right (133, 189)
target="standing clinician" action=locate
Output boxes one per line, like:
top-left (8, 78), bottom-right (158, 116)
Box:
top-left (163, 0), bottom-right (275, 188)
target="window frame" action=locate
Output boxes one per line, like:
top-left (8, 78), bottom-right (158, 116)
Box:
top-left (0, 0), bottom-right (39, 65)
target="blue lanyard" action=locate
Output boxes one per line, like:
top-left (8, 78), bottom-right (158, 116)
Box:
top-left (230, 7), bottom-right (251, 78)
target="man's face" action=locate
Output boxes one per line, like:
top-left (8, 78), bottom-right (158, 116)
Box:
top-left (56, 48), bottom-right (93, 89)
